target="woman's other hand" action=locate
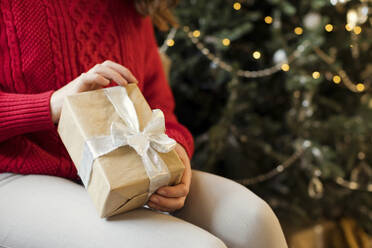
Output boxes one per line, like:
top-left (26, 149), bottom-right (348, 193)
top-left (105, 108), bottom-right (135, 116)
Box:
top-left (50, 60), bottom-right (138, 123)
top-left (148, 143), bottom-right (192, 212)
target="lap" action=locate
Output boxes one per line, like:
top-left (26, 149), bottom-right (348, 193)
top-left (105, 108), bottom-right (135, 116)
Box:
top-left (0, 173), bottom-right (226, 248)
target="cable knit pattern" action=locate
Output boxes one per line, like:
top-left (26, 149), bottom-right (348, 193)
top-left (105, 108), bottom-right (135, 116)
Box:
top-left (43, 0), bottom-right (66, 89)
top-left (0, 0), bottom-right (194, 181)
top-left (71, 0), bottom-right (121, 71)
top-left (1, 0), bottom-right (25, 93)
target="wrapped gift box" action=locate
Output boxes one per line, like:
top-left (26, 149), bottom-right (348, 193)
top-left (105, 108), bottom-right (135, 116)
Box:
top-left (58, 84), bottom-right (185, 218)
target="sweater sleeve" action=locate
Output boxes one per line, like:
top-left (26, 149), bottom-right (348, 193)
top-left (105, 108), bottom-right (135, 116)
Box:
top-left (142, 19), bottom-right (194, 158)
top-left (0, 90), bottom-right (55, 142)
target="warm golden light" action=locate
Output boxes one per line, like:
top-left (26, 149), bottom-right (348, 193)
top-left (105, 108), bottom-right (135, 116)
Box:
top-left (253, 51), bottom-right (261, 59)
top-left (345, 24), bottom-right (353, 31)
top-left (312, 71), bottom-right (320, 79)
top-left (294, 27), bottom-right (303, 35)
top-left (222, 38), bottom-right (231, 46)
top-left (264, 16), bottom-right (273, 24)
top-left (356, 83), bottom-right (365, 92)
top-left (166, 39), bottom-right (175, 47)
top-left (325, 24), bottom-right (334, 32)
top-left (233, 2), bottom-right (241, 10)
top-left (333, 75), bottom-right (341, 84)
top-left (281, 64), bottom-right (290, 72)
top-left (354, 26), bottom-right (362, 35)
top-left (193, 30), bottom-right (201, 38)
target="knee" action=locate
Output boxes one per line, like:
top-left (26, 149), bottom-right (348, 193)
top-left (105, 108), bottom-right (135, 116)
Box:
top-left (242, 195), bottom-right (288, 248)
top-left (210, 238), bottom-right (228, 248)
top-left (182, 171), bottom-right (287, 247)
top-left (245, 195), bottom-right (276, 224)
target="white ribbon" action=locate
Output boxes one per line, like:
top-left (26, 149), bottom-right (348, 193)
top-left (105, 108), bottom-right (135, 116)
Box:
top-left (79, 86), bottom-right (176, 198)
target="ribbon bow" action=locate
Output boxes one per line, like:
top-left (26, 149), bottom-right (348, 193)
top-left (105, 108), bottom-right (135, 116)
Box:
top-left (79, 87), bottom-right (176, 197)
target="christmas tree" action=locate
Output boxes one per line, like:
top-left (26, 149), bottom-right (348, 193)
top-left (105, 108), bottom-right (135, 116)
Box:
top-left (157, 0), bottom-right (372, 233)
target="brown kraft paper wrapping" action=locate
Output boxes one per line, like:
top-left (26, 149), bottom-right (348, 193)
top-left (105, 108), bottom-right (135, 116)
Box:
top-left (57, 84), bottom-right (185, 218)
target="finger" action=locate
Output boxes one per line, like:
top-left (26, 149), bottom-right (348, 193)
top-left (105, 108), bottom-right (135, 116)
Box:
top-left (175, 145), bottom-right (192, 187)
top-left (102, 60), bottom-right (138, 84)
top-left (149, 194), bottom-right (185, 210)
top-left (80, 73), bottom-right (110, 87)
top-left (147, 201), bottom-right (171, 212)
top-left (181, 160), bottom-right (192, 187)
top-left (91, 64), bottom-right (128, 86)
top-left (148, 199), bottom-right (177, 212)
top-left (156, 183), bottom-right (189, 198)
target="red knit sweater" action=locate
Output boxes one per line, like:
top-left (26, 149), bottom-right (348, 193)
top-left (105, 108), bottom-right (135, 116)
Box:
top-left (0, 0), bottom-right (194, 181)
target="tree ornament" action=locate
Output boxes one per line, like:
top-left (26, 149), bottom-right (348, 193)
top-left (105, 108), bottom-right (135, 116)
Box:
top-left (347, 9), bottom-right (359, 28)
top-left (347, 5), bottom-right (369, 29)
top-left (304, 12), bottom-right (322, 30)
top-left (351, 161), bottom-right (372, 186)
top-left (273, 49), bottom-right (287, 64)
top-left (308, 173), bottom-right (324, 199)
top-left (330, 0), bottom-right (352, 6)
top-left (312, 147), bottom-right (322, 158)
top-left (357, 4), bottom-right (369, 24)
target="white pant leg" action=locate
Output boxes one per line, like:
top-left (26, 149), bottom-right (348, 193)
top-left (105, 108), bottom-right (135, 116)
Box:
top-left (0, 173), bottom-right (226, 248)
top-left (174, 170), bottom-right (288, 248)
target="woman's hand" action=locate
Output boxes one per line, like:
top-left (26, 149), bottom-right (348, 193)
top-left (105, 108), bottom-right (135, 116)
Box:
top-left (50, 60), bottom-right (138, 123)
top-left (148, 143), bottom-right (192, 212)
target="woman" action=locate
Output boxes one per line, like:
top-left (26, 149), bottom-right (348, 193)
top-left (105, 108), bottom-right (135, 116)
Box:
top-left (0, 0), bottom-right (287, 247)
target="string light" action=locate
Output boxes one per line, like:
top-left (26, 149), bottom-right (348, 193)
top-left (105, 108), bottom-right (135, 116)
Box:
top-left (333, 75), bottom-right (342, 84)
top-left (354, 26), bottom-right (362, 35)
top-left (264, 16), bottom-right (273, 24)
top-left (235, 144), bottom-right (372, 192)
top-left (345, 24), bottom-right (353, 31)
top-left (294, 27), bottom-right (304, 35)
top-left (161, 28), bottom-right (366, 92)
top-left (175, 27), bottom-right (307, 78)
top-left (233, 2), bottom-right (241, 10)
top-left (325, 24), bottom-right (334, 32)
top-left (281, 64), bottom-right (290, 72)
top-left (159, 27), bottom-right (177, 53)
top-left (222, 38), bottom-right (231, 46)
top-left (237, 149), bottom-right (306, 185)
top-left (253, 51), bottom-right (261, 59)
top-left (192, 30), bottom-right (201, 38)
top-left (312, 71), bottom-right (321, 79)
top-left (356, 83), bottom-right (365, 92)
top-left (313, 47), bottom-right (368, 93)
top-left (166, 39), bottom-right (175, 47)
top-left (335, 177), bottom-right (372, 192)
